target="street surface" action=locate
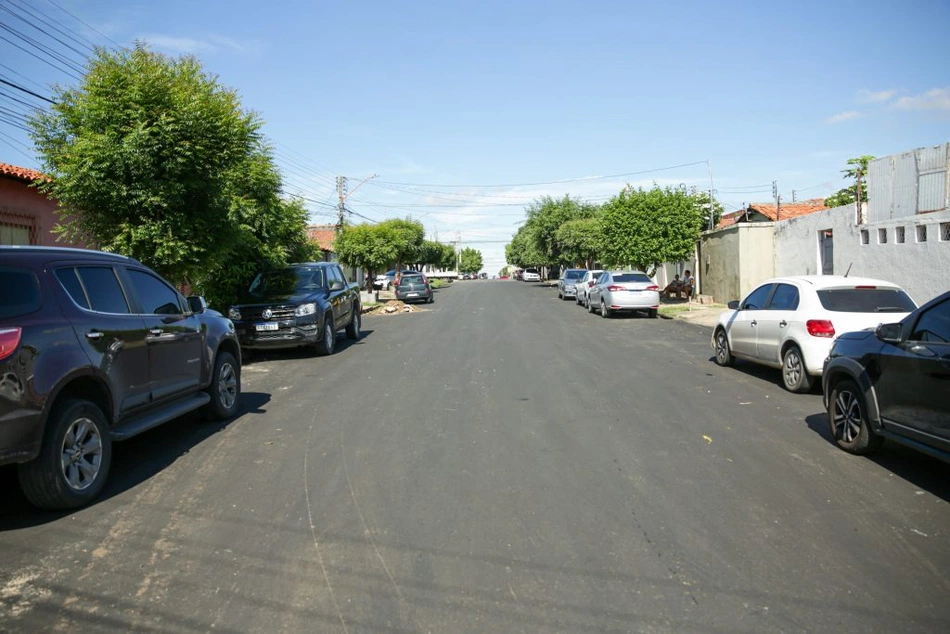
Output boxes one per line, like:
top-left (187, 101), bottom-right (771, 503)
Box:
top-left (2, 280), bottom-right (948, 633)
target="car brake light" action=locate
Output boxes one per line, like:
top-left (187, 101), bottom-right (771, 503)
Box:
top-left (854, 285), bottom-right (877, 289)
top-left (607, 285), bottom-right (625, 291)
top-left (807, 319), bottom-right (835, 338)
top-left (0, 327), bottom-right (22, 362)
top-left (646, 285), bottom-right (659, 291)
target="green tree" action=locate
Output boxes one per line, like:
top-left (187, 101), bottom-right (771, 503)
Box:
top-left (506, 222), bottom-right (545, 268)
top-left (555, 216), bottom-right (602, 268)
top-left (599, 185), bottom-right (704, 276)
top-left (381, 218), bottom-right (425, 271)
top-left (459, 247), bottom-right (483, 274)
top-left (334, 222), bottom-right (398, 291)
top-left (693, 191), bottom-right (724, 231)
top-left (30, 43), bottom-right (262, 285)
top-left (525, 195), bottom-right (599, 265)
top-left (824, 155), bottom-right (875, 208)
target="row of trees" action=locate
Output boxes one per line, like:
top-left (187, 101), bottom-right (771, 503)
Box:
top-left (506, 188), bottom-right (721, 276)
top-left (30, 44), bottom-right (316, 310)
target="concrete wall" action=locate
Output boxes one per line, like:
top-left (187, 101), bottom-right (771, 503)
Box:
top-left (775, 204), bottom-right (950, 305)
top-left (698, 223), bottom-right (775, 303)
top-left (0, 177), bottom-right (75, 246)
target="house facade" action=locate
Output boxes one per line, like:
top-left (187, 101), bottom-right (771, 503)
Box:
top-left (0, 162), bottom-right (80, 246)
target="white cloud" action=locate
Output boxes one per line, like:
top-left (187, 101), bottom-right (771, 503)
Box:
top-left (893, 87), bottom-right (950, 112)
top-left (856, 89), bottom-right (896, 104)
top-left (824, 111), bottom-right (862, 125)
top-left (140, 33), bottom-right (248, 55)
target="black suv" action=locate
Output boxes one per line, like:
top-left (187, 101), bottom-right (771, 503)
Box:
top-left (0, 246), bottom-right (242, 509)
top-left (822, 289), bottom-right (950, 463)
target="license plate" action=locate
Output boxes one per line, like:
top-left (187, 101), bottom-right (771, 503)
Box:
top-left (255, 322), bottom-right (278, 331)
top-left (407, 292), bottom-right (419, 297)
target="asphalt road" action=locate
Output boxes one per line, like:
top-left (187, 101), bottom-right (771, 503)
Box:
top-left (2, 279), bottom-right (949, 633)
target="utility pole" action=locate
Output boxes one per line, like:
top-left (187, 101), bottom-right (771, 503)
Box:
top-left (792, 189), bottom-right (797, 202)
top-left (336, 176), bottom-right (347, 231)
top-left (773, 180), bottom-right (781, 220)
top-left (855, 168), bottom-right (863, 223)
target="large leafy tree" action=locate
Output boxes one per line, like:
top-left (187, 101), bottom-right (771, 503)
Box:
top-left (381, 218), bottom-right (425, 270)
top-left (30, 44), bottom-right (263, 284)
top-left (525, 195), bottom-right (599, 265)
top-left (505, 222), bottom-right (545, 268)
top-left (555, 216), bottom-right (602, 268)
top-left (599, 185), bottom-right (704, 276)
top-left (459, 247), bottom-right (483, 274)
top-left (825, 155), bottom-right (875, 208)
top-left (334, 222), bottom-right (398, 290)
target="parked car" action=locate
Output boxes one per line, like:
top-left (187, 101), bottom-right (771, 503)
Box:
top-left (0, 246), bottom-right (241, 509)
top-left (228, 262), bottom-right (361, 356)
top-left (522, 268), bottom-right (541, 282)
top-left (822, 289), bottom-right (950, 462)
top-left (375, 269), bottom-right (417, 290)
top-left (586, 271), bottom-right (660, 318)
top-left (712, 276), bottom-right (916, 393)
top-left (395, 273), bottom-right (434, 303)
top-left (557, 269), bottom-right (588, 300)
top-left (575, 269), bottom-right (604, 307)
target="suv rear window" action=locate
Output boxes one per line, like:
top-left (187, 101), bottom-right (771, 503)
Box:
top-left (400, 275), bottom-right (424, 285)
top-left (0, 266), bottom-right (42, 318)
top-left (613, 273), bottom-right (652, 283)
top-left (817, 288), bottom-right (916, 313)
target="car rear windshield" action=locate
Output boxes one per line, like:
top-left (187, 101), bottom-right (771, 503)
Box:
top-left (816, 288), bottom-right (916, 313)
top-left (400, 275), bottom-right (424, 285)
top-left (613, 273), bottom-right (652, 283)
top-left (0, 266), bottom-right (42, 318)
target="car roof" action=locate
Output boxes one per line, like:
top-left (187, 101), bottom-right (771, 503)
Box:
top-left (0, 245), bottom-right (138, 265)
top-left (759, 275), bottom-right (903, 290)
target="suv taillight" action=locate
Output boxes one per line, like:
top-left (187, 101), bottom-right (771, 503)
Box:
top-left (0, 327), bottom-right (22, 362)
top-left (807, 320), bottom-right (835, 338)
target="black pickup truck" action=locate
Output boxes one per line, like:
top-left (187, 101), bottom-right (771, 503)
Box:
top-left (227, 262), bottom-right (361, 355)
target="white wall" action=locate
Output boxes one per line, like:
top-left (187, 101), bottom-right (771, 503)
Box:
top-left (775, 204), bottom-right (950, 306)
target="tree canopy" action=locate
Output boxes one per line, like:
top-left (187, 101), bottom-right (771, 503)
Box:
top-left (554, 217), bottom-right (602, 268)
top-left (599, 185), bottom-right (705, 276)
top-left (29, 43), bottom-right (313, 309)
top-left (459, 247), bottom-right (483, 274)
top-left (825, 155), bottom-right (875, 208)
top-left (525, 195), bottom-right (600, 265)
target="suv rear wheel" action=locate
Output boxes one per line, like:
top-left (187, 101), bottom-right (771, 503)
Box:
top-left (828, 379), bottom-right (883, 454)
top-left (204, 350), bottom-right (240, 420)
top-left (18, 399), bottom-right (112, 510)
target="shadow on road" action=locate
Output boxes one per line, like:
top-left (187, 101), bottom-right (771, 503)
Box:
top-left (0, 391), bottom-right (272, 527)
top-left (242, 329), bottom-right (373, 365)
top-left (804, 413), bottom-right (950, 503)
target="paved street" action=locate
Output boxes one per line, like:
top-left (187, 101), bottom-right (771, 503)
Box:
top-left (1, 279), bottom-right (948, 633)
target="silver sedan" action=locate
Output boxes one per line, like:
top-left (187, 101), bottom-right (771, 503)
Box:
top-left (587, 271), bottom-right (660, 318)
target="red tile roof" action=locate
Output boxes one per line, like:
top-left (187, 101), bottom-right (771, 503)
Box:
top-left (716, 198), bottom-right (827, 228)
top-left (0, 162), bottom-right (46, 182)
top-left (307, 224), bottom-right (336, 252)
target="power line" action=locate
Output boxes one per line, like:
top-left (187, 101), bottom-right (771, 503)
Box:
top-left (0, 2), bottom-right (91, 61)
top-left (8, 0), bottom-right (97, 54)
top-left (0, 78), bottom-right (54, 104)
top-left (42, 0), bottom-right (122, 49)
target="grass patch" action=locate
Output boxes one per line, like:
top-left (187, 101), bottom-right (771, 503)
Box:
top-left (430, 278), bottom-right (449, 289)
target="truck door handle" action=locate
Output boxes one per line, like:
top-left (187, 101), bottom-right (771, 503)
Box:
top-left (85, 330), bottom-right (103, 341)
top-left (779, 320), bottom-right (787, 327)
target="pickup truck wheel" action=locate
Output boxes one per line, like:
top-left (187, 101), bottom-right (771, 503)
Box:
top-left (316, 315), bottom-right (335, 355)
top-left (18, 399), bottom-right (112, 510)
top-left (346, 309), bottom-right (361, 340)
top-left (828, 379), bottom-right (883, 454)
top-left (204, 350), bottom-right (240, 420)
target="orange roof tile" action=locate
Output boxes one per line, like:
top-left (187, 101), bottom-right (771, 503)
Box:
top-left (307, 224), bottom-right (336, 251)
top-left (0, 162), bottom-right (46, 182)
top-left (747, 198), bottom-right (828, 221)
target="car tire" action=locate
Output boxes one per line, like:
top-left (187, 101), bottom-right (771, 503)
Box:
top-left (782, 345), bottom-right (813, 393)
top-left (557, 291), bottom-right (563, 299)
top-left (714, 328), bottom-right (734, 366)
top-left (428, 295), bottom-right (434, 304)
top-left (587, 296), bottom-right (595, 314)
top-left (575, 294), bottom-right (582, 306)
top-left (828, 379), bottom-right (883, 455)
top-left (204, 350), bottom-right (240, 420)
top-left (18, 399), bottom-right (112, 510)
top-left (315, 315), bottom-right (335, 356)
top-left (601, 299), bottom-right (610, 318)
top-left (346, 309), bottom-right (361, 340)
top-left (648, 308), bottom-right (658, 319)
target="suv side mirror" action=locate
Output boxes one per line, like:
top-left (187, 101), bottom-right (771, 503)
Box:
top-left (876, 322), bottom-right (902, 343)
top-left (187, 296), bottom-right (208, 314)
top-left (727, 300), bottom-right (740, 310)
top-left (330, 281), bottom-right (344, 291)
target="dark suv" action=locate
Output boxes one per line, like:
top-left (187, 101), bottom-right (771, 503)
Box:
top-left (0, 246), bottom-right (241, 509)
top-left (822, 289), bottom-right (950, 463)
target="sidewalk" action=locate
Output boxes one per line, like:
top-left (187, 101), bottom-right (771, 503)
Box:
top-left (659, 298), bottom-right (726, 329)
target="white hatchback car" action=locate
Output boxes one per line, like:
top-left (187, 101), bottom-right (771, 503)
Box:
top-left (522, 268), bottom-right (541, 282)
top-left (711, 276), bottom-right (917, 392)
top-left (575, 269), bottom-right (604, 307)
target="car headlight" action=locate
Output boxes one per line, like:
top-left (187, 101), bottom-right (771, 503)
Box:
top-left (228, 307), bottom-right (242, 320)
top-left (295, 303), bottom-right (317, 317)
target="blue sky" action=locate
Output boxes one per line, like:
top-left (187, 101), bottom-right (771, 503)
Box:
top-left (2, 0), bottom-right (948, 274)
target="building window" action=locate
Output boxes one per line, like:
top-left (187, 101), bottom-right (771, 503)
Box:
top-left (941, 222), bottom-right (950, 242)
top-left (0, 222), bottom-right (33, 245)
top-left (917, 225), bottom-right (928, 242)
top-left (860, 229), bottom-right (869, 245)
top-left (878, 228), bottom-right (887, 244)
top-left (895, 226), bottom-right (905, 244)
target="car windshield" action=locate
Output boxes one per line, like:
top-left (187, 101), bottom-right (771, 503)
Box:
top-left (565, 270), bottom-right (586, 281)
top-left (816, 288), bottom-right (916, 313)
top-left (248, 267), bottom-right (325, 297)
top-left (400, 275), bottom-right (424, 285)
top-left (613, 273), bottom-right (652, 283)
